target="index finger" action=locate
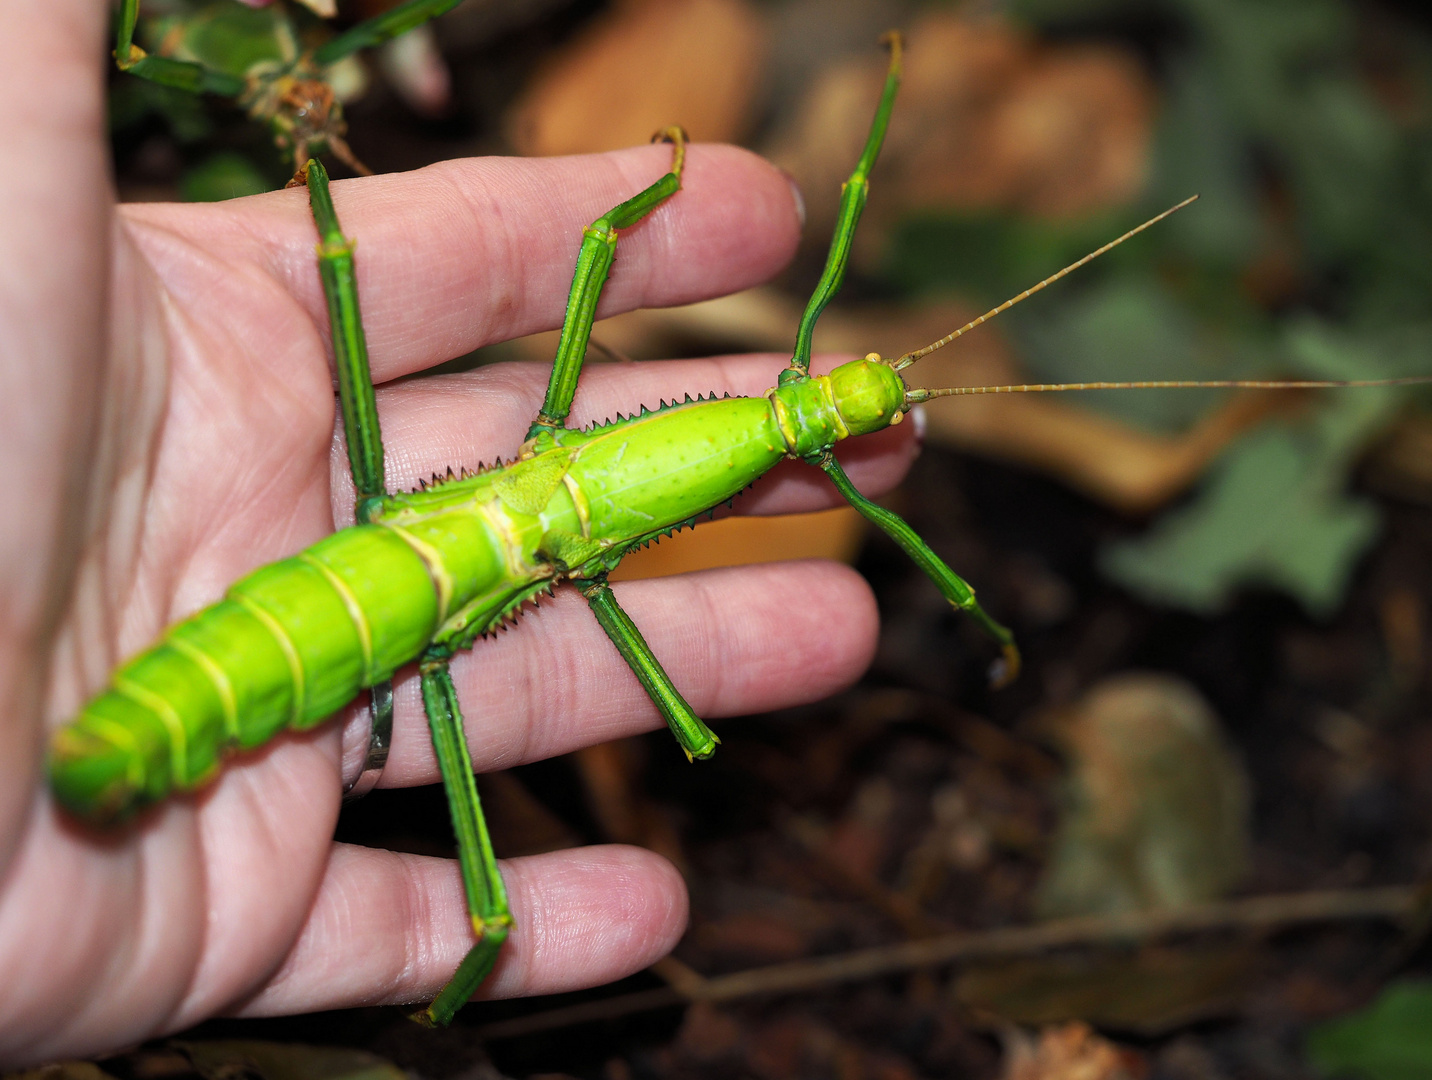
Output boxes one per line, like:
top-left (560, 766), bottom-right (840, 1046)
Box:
top-left (122, 144), bottom-right (804, 381)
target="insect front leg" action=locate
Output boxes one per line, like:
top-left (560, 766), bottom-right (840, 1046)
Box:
top-left (820, 454), bottom-right (1021, 686)
top-left (413, 655), bottom-right (512, 1027)
top-left (785, 32), bottom-right (902, 380)
top-left (525, 128), bottom-right (688, 440)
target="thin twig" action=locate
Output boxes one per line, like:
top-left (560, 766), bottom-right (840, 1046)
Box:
top-left (474, 883), bottom-right (1427, 1040)
top-left (779, 812), bottom-right (951, 938)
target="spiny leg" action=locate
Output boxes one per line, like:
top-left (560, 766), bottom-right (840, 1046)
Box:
top-left (575, 576), bottom-right (719, 761)
top-left (413, 657), bottom-right (512, 1027)
top-left (304, 159), bottom-right (395, 783)
top-left (819, 454), bottom-right (1021, 687)
top-left (526, 128), bottom-right (688, 440)
top-left (784, 32), bottom-right (902, 383)
top-left (113, 0), bottom-right (243, 94)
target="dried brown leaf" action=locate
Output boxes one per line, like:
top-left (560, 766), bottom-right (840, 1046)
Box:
top-left (1000, 1022), bottom-right (1141, 1080)
top-left (507, 0), bottom-right (768, 156)
top-left (768, 12), bottom-right (1155, 253)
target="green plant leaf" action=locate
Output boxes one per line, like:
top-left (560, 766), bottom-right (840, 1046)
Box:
top-left (180, 153), bottom-right (273, 202)
top-left (1101, 322), bottom-right (1401, 615)
top-left (1036, 674), bottom-right (1250, 919)
top-left (1306, 980), bottom-right (1432, 1080)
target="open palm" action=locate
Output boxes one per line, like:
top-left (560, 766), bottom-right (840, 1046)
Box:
top-left (0, 1), bottom-right (916, 1066)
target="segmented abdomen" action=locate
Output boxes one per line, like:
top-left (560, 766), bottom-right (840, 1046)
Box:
top-left (50, 524), bottom-right (443, 821)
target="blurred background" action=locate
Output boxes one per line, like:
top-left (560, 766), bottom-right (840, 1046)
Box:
top-left (90, 1), bottom-right (1432, 1078)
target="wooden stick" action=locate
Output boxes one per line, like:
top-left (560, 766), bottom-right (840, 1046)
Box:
top-left (475, 883), bottom-right (1428, 1040)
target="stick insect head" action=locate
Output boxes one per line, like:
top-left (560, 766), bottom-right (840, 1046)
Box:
top-left (826, 354), bottom-right (909, 435)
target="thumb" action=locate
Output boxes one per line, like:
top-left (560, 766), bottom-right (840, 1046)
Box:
top-left (0, 0), bottom-right (112, 853)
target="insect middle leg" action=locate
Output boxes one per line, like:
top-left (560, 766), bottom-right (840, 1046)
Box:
top-left (517, 131), bottom-right (719, 758)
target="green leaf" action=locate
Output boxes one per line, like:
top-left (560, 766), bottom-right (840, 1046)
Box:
top-left (1015, 277), bottom-right (1226, 432)
top-left (883, 211), bottom-right (1127, 308)
top-left (108, 77), bottom-right (214, 144)
top-left (149, 2), bottom-right (296, 80)
top-left (1102, 428), bottom-right (1380, 614)
top-left (1144, 56), bottom-right (1262, 271)
top-left (180, 153), bottom-right (273, 202)
top-left (1101, 321), bottom-right (1401, 615)
top-left (1036, 674), bottom-right (1250, 919)
top-left (1306, 980), bottom-right (1432, 1080)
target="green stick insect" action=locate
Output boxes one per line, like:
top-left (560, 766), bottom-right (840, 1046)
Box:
top-left (113, 0), bottom-right (463, 175)
top-left (53, 32), bottom-right (1427, 1027)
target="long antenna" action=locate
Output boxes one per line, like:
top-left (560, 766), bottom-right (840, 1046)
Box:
top-left (905, 376), bottom-right (1432, 404)
top-left (892, 195), bottom-right (1199, 372)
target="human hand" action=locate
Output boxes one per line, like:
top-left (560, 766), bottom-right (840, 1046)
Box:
top-left (0, 0), bottom-right (916, 1066)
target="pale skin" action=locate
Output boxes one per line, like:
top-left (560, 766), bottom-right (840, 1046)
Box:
top-left (0, 0), bottom-right (918, 1066)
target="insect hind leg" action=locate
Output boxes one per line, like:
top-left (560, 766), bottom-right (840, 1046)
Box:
top-left (304, 160), bottom-right (397, 786)
top-left (412, 657), bottom-right (512, 1026)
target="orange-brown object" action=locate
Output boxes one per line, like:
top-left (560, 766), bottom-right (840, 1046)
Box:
top-left (507, 0), bottom-right (768, 156)
top-left (612, 506), bottom-right (865, 580)
top-left (1000, 1022), bottom-right (1141, 1080)
top-left (1367, 409), bottom-right (1432, 503)
top-left (770, 11), bottom-right (1155, 254)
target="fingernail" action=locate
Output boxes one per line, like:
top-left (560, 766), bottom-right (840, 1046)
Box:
top-left (780, 168), bottom-right (806, 231)
top-left (911, 403), bottom-right (927, 448)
